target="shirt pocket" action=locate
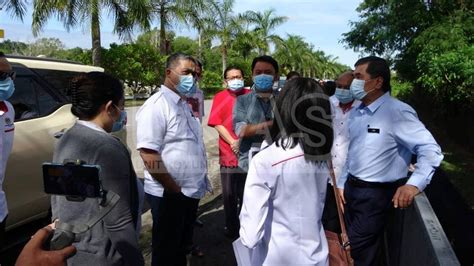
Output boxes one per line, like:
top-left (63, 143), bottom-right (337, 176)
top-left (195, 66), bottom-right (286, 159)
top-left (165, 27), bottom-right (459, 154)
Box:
top-left (364, 127), bottom-right (384, 154)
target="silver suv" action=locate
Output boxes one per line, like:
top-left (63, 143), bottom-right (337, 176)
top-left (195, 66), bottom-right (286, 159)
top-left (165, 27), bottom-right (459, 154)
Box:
top-left (4, 55), bottom-right (126, 232)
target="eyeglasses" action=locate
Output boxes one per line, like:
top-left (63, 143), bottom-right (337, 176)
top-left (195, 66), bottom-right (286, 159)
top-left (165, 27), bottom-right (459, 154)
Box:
top-left (0, 71), bottom-right (15, 81)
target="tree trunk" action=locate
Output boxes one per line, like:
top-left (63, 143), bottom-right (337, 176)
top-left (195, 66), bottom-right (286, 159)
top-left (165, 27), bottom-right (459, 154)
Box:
top-left (91, 0), bottom-right (101, 66)
top-left (197, 29), bottom-right (203, 61)
top-left (222, 43), bottom-right (227, 75)
top-left (159, 1), bottom-right (167, 55)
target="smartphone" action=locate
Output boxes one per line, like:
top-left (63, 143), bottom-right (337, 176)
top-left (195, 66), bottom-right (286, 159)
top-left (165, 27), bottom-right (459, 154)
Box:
top-left (42, 163), bottom-right (101, 198)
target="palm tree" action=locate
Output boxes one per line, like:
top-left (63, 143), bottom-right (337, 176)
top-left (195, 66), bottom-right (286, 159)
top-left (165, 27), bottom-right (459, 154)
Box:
top-left (0, 0), bottom-right (27, 20)
top-left (150, 0), bottom-right (210, 56)
top-left (32, 0), bottom-right (151, 66)
top-left (206, 0), bottom-right (240, 74)
top-left (244, 9), bottom-right (288, 55)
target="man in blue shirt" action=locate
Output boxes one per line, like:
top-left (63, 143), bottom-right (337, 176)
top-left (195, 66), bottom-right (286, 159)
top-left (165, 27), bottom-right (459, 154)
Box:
top-left (233, 55), bottom-right (279, 172)
top-left (336, 56), bottom-right (443, 266)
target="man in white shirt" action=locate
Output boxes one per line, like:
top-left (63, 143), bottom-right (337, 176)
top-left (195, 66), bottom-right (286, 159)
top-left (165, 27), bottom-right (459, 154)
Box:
top-left (322, 71), bottom-right (359, 233)
top-left (0, 52), bottom-right (16, 248)
top-left (136, 53), bottom-right (210, 265)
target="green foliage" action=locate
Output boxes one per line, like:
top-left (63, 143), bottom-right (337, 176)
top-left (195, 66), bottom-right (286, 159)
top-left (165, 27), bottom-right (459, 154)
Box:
top-left (0, 40), bottom-right (28, 55)
top-left (200, 71), bottom-right (223, 97)
top-left (171, 36), bottom-right (198, 56)
top-left (391, 76), bottom-right (413, 100)
top-left (102, 43), bottom-right (164, 96)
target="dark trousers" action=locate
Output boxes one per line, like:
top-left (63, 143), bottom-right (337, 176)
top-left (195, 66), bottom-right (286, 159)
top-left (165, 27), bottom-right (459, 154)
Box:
top-left (220, 166), bottom-right (246, 237)
top-left (322, 183), bottom-right (341, 233)
top-left (146, 192), bottom-right (199, 266)
top-left (344, 178), bottom-right (398, 266)
top-left (0, 216), bottom-right (6, 250)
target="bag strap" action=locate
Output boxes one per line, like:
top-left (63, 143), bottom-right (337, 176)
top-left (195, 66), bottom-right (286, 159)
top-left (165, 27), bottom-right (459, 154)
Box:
top-left (328, 160), bottom-right (353, 257)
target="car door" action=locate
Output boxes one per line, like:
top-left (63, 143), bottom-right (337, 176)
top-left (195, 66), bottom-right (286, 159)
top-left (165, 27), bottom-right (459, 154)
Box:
top-left (3, 64), bottom-right (74, 230)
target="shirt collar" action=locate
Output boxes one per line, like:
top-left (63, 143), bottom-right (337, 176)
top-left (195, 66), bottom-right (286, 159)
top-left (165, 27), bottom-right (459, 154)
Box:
top-left (161, 85), bottom-right (182, 104)
top-left (76, 120), bottom-right (107, 133)
top-left (359, 92), bottom-right (390, 114)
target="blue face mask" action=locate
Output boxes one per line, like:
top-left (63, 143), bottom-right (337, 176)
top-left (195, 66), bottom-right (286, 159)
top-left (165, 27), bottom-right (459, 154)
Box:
top-left (111, 105), bottom-right (127, 132)
top-left (228, 79), bottom-right (244, 91)
top-left (350, 79), bottom-right (369, 100)
top-left (253, 74), bottom-right (274, 92)
top-left (335, 88), bottom-right (354, 104)
top-left (176, 74), bottom-right (196, 96)
top-left (0, 78), bottom-right (15, 101)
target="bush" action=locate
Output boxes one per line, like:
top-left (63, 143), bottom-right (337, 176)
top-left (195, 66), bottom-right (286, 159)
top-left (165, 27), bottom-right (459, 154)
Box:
top-left (201, 71), bottom-right (224, 98)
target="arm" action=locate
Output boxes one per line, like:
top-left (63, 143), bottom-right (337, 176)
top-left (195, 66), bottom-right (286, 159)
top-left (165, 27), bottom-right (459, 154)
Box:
top-left (392, 108), bottom-right (443, 208)
top-left (139, 148), bottom-right (180, 193)
top-left (97, 144), bottom-right (144, 265)
top-left (239, 156), bottom-right (273, 248)
top-left (232, 96), bottom-right (272, 138)
top-left (214, 125), bottom-right (239, 153)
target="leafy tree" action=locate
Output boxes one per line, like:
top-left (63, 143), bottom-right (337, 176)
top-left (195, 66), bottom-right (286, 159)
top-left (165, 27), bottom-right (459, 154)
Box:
top-left (23, 37), bottom-right (66, 57)
top-left (32, 0), bottom-right (151, 66)
top-left (102, 43), bottom-right (164, 96)
top-left (171, 36), bottom-right (198, 56)
top-left (0, 39), bottom-right (28, 54)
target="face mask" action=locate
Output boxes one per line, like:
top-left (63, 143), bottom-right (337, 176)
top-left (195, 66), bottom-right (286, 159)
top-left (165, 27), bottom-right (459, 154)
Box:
top-left (350, 79), bottom-right (375, 100)
top-left (111, 105), bottom-right (127, 132)
top-left (253, 74), bottom-right (274, 92)
top-left (0, 78), bottom-right (15, 101)
top-left (228, 79), bottom-right (244, 91)
top-left (335, 88), bottom-right (353, 104)
top-left (173, 72), bottom-right (196, 96)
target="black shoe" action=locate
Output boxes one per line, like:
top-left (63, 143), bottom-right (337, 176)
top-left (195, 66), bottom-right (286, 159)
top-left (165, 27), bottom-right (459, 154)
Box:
top-left (195, 218), bottom-right (204, 227)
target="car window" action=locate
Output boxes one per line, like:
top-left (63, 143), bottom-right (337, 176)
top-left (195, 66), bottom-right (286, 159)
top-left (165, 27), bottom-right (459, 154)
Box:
top-left (10, 75), bottom-right (62, 121)
top-left (33, 69), bottom-right (82, 102)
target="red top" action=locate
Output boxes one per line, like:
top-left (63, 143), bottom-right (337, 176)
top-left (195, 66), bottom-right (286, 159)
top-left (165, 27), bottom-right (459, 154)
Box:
top-left (208, 88), bottom-right (250, 167)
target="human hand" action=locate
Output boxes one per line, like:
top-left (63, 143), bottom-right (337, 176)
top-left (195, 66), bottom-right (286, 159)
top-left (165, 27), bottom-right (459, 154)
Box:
top-left (16, 226), bottom-right (76, 266)
top-left (337, 188), bottom-right (346, 214)
top-left (392, 185), bottom-right (420, 209)
top-left (231, 139), bottom-right (240, 154)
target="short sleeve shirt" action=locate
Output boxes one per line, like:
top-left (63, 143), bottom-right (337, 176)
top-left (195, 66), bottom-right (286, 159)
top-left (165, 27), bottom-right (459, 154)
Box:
top-left (136, 85), bottom-right (209, 199)
top-left (208, 88), bottom-right (250, 167)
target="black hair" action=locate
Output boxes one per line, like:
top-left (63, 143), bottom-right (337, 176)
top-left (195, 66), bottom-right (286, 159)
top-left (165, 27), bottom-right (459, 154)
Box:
top-left (270, 78), bottom-right (333, 161)
top-left (355, 56), bottom-right (391, 92)
top-left (195, 59), bottom-right (203, 69)
top-left (251, 55), bottom-right (279, 74)
top-left (286, 71), bottom-right (301, 80)
top-left (166, 52), bottom-right (196, 70)
top-left (69, 72), bottom-right (124, 120)
top-left (223, 65), bottom-right (245, 79)
top-left (0, 52), bottom-right (5, 57)
top-left (323, 80), bottom-right (336, 96)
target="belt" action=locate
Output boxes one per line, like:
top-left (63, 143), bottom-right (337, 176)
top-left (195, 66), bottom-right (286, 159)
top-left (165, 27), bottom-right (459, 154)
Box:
top-left (348, 174), bottom-right (407, 189)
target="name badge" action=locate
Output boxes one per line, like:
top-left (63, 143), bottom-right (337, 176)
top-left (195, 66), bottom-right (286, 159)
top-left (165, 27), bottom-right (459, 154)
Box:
top-left (368, 128), bottom-right (380, 134)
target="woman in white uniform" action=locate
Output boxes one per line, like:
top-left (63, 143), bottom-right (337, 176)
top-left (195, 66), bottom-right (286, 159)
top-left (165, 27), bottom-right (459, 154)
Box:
top-left (239, 78), bottom-right (333, 266)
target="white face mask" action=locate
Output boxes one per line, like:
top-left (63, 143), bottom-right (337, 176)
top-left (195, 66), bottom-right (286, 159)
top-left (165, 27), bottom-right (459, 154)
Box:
top-left (227, 79), bottom-right (244, 91)
top-left (350, 79), bottom-right (376, 100)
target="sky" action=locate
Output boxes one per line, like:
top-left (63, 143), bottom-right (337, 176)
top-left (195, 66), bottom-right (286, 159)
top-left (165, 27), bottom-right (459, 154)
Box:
top-left (0, 0), bottom-right (363, 66)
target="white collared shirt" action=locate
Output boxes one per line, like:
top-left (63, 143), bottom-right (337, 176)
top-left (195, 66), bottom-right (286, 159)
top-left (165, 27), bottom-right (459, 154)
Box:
top-left (136, 85), bottom-right (209, 199)
top-left (239, 141), bottom-right (329, 266)
top-left (329, 96), bottom-right (360, 181)
top-left (76, 120), bottom-right (107, 134)
top-left (0, 101), bottom-right (15, 221)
